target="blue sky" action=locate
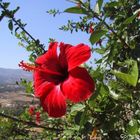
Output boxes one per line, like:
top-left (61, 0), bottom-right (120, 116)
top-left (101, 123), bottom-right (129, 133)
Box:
top-left (0, 0), bottom-right (97, 69)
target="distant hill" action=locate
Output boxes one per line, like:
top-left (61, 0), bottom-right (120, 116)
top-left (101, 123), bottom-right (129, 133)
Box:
top-left (0, 68), bottom-right (32, 85)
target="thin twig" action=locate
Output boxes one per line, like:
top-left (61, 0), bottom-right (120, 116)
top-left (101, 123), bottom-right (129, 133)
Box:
top-left (94, 15), bottom-right (130, 48)
top-left (0, 112), bottom-right (63, 132)
top-left (0, 2), bottom-right (46, 53)
top-left (78, 1), bottom-right (130, 48)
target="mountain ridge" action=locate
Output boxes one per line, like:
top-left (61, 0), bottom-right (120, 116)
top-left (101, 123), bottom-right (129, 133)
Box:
top-left (0, 67), bottom-right (32, 85)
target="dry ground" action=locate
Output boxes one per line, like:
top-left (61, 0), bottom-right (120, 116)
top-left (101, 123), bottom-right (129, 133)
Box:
top-left (0, 91), bottom-right (39, 110)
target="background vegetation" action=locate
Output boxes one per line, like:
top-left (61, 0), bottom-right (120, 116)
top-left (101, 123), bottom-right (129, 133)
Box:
top-left (0, 0), bottom-right (140, 139)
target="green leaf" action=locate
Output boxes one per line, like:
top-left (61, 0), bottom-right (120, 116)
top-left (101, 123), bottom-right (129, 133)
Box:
top-left (3, 2), bottom-right (10, 8)
top-left (63, 129), bottom-right (74, 137)
top-left (79, 108), bottom-right (88, 128)
top-left (100, 84), bottom-right (109, 98)
top-left (107, 45), bottom-right (118, 62)
top-left (126, 119), bottom-right (139, 135)
top-left (64, 7), bottom-right (87, 15)
top-left (94, 0), bottom-right (103, 14)
top-left (75, 109), bottom-right (88, 128)
top-left (95, 58), bottom-right (102, 64)
top-left (95, 48), bottom-right (105, 54)
top-left (90, 66), bottom-right (104, 80)
top-left (25, 81), bottom-right (33, 93)
top-left (75, 112), bottom-right (82, 125)
top-left (90, 30), bottom-right (107, 45)
top-left (123, 14), bottom-right (137, 25)
top-left (107, 1), bottom-right (121, 7)
top-left (8, 20), bottom-right (13, 31)
top-left (111, 60), bottom-right (138, 87)
top-left (98, 0), bottom-right (103, 10)
top-left (71, 104), bottom-right (85, 113)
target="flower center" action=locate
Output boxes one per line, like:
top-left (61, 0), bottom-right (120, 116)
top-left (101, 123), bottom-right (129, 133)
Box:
top-left (19, 61), bottom-right (68, 85)
top-left (19, 61), bottom-right (63, 76)
top-left (60, 69), bottom-right (68, 82)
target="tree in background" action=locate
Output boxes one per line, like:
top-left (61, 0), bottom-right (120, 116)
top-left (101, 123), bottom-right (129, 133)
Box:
top-left (0, 0), bottom-right (140, 139)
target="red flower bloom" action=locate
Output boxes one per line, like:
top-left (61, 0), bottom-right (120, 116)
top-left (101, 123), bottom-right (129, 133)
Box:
top-left (19, 42), bottom-right (95, 118)
top-left (89, 24), bottom-right (94, 34)
top-left (28, 106), bottom-right (35, 116)
top-left (35, 112), bottom-right (41, 124)
top-left (138, 11), bottom-right (140, 20)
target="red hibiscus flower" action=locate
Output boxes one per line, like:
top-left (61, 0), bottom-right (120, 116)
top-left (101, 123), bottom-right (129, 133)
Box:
top-left (19, 42), bottom-right (95, 118)
top-left (35, 112), bottom-right (41, 124)
top-left (28, 106), bottom-right (35, 116)
top-left (89, 24), bottom-right (94, 34)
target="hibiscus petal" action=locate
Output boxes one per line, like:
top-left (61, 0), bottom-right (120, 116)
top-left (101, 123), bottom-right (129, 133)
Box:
top-left (65, 43), bottom-right (91, 71)
top-left (34, 71), bottom-right (50, 97)
top-left (35, 81), bottom-right (54, 98)
top-left (35, 42), bottom-right (62, 74)
top-left (59, 42), bottom-right (72, 69)
top-left (62, 67), bottom-right (95, 103)
top-left (34, 71), bottom-right (48, 88)
top-left (40, 85), bottom-right (66, 118)
top-left (36, 42), bottom-right (58, 64)
top-left (34, 71), bottom-right (63, 97)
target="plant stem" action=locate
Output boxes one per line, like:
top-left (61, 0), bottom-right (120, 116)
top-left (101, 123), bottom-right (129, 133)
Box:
top-left (94, 15), bottom-right (129, 48)
top-left (0, 112), bottom-right (63, 132)
top-left (79, 1), bottom-right (130, 48)
top-left (0, 2), bottom-right (46, 53)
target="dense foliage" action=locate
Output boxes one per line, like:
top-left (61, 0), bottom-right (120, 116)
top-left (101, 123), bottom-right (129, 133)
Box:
top-left (0, 0), bottom-right (140, 139)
